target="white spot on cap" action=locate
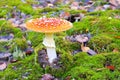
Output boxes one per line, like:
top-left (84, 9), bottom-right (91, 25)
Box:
top-left (29, 19), bottom-right (33, 22)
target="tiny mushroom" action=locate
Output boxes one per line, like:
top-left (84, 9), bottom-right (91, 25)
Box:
top-left (26, 18), bottom-right (73, 63)
top-left (75, 35), bottom-right (90, 52)
top-left (75, 35), bottom-right (89, 43)
top-left (41, 74), bottom-right (54, 80)
top-left (0, 62), bottom-right (7, 71)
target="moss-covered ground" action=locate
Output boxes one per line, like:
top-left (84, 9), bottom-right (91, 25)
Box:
top-left (0, 0), bottom-right (120, 80)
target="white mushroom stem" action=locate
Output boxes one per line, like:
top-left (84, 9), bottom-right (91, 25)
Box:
top-left (43, 33), bottom-right (57, 63)
top-left (75, 17), bottom-right (80, 22)
top-left (81, 42), bottom-right (90, 52)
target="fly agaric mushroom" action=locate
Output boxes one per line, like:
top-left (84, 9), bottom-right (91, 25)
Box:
top-left (26, 18), bottom-right (73, 63)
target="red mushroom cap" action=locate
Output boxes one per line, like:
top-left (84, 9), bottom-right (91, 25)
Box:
top-left (26, 18), bottom-right (73, 33)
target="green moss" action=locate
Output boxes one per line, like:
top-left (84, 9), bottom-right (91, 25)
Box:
top-left (107, 43), bottom-right (120, 51)
top-left (0, 8), bottom-right (9, 18)
top-left (25, 31), bottom-right (43, 47)
top-left (65, 66), bottom-right (96, 80)
top-left (18, 4), bottom-right (34, 15)
top-left (40, 7), bottom-right (60, 13)
top-left (63, 53), bottom-right (120, 80)
top-left (9, 38), bottom-right (27, 53)
top-left (0, 55), bottom-right (43, 80)
top-left (87, 10), bottom-right (120, 17)
top-left (0, 1), bottom-right (120, 79)
top-left (0, 42), bottom-right (9, 52)
top-left (0, 20), bottom-right (23, 38)
top-left (89, 33), bottom-right (113, 53)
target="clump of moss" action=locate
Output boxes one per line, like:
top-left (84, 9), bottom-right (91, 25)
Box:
top-left (0, 20), bottom-right (23, 38)
top-left (25, 31), bottom-right (43, 47)
top-left (86, 10), bottom-right (120, 17)
top-left (89, 34), bottom-right (113, 53)
top-left (63, 53), bottom-right (120, 80)
top-left (0, 55), bottom-right (43, 80)
top-left (10, 38), bottom-right (27, 52)
top-left (107, 43), bottom-right (120, 52)
top-left (0, 42), bottom-right (9, 52)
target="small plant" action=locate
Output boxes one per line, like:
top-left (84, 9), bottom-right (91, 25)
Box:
top-left (12, 46), bottom-right (26, 59)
